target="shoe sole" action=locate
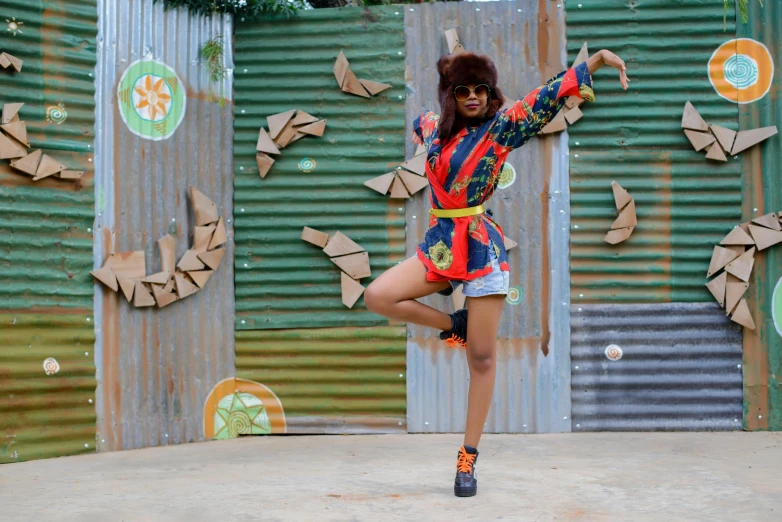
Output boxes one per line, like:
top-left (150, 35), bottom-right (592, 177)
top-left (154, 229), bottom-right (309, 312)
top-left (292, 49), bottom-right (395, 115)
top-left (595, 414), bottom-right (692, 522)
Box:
top-left (454, 485), bottom-right (477, 497)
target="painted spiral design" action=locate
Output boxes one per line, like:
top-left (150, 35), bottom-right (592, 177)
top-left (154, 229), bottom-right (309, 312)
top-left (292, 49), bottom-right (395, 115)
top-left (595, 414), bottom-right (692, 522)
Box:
top-left (723, 54), bottom-right (759, 89)
top-left (498, 163), bottom-right (516, 189)
top-left (604, 344), bottom-right (623, 361)
top-left (227, 411), bottom-right (253, 437)
top-left (46, 104), bottom-right (67, 124)
top-left (506, 286), bottom-right (522, 305)
top-left (42, 357), bottom-right (60, 375)
top-left (298, 157), bottom-right (316, 173)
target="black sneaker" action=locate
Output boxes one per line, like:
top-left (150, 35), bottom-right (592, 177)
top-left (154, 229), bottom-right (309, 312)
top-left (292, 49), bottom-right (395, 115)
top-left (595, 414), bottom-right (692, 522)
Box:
top-left (440, 308), bottom-right (468, 349)
top-left (454, 445), bottom-right (479, 497)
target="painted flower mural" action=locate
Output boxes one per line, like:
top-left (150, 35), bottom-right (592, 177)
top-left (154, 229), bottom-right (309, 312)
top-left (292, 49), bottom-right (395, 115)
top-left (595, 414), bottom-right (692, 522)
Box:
top-left (132, 75), bottom-right (173, 122)
top-left (117, 60), bottom-right (186, 140)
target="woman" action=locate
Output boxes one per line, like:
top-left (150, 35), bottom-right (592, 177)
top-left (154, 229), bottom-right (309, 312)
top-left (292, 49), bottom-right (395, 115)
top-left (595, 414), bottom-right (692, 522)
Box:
top-left (364, 49), bottom-right (629, 497)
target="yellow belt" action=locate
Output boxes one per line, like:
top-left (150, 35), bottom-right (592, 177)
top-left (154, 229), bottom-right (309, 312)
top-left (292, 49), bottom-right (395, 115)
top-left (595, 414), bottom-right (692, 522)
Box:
top-left (429, 204), bottom-right (486, 218)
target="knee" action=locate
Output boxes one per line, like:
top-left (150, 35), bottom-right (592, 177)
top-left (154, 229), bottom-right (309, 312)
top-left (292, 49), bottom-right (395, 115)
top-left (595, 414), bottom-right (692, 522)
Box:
top-left (468, 349), bottom-right (495, 374)
top-left (363, 282), bottom-right (387, 314)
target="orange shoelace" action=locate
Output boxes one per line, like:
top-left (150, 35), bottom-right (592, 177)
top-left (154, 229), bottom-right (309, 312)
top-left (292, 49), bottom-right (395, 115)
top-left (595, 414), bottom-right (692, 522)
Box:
top-left (457, 447), bottom-right (477, 474)
top-left (445, 334), bottom-right (467, 350)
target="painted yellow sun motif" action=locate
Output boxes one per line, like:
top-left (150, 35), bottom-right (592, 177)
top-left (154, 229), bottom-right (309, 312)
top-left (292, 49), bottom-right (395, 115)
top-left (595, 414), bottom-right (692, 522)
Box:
top-left (6, 17), bottom-right (23, 36)
top-left (134, 75), bottom-right (172, 121)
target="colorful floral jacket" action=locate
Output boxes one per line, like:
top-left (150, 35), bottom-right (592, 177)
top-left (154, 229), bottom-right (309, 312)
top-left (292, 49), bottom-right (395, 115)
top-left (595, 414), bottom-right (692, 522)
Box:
top-left (413, 61), bottom-right (594, 282)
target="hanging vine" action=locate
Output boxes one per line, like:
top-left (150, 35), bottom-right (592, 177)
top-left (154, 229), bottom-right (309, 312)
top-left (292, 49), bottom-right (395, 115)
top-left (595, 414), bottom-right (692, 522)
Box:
top-left (724, 0), bottom-right (764, 28)
top-left (153, 0), bottom-right (308, 18)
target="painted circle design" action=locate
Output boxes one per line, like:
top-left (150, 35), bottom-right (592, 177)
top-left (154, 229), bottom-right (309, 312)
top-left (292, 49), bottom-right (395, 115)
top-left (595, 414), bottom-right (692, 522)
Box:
top-left (723, 54), bottom-right (759, 89)
top-left (506, 286), bottom-right (522, 305)
top-left (46, 103), bottom-right (67, 124)
top-left (773, 277), bottom-right (782, 338)
top-left (498, 163), bottom-right (516, 189)
top-left (214, 392), bottom-right (271, 439)
top-left (117, 59), bottom-right (186, 140)
top-left (605, 344), bottom-right (623, 361)
top-left (298, 157), bottom-right (316, 172)
top-left (42, 357), bottom-right (60, 375)
top-left (708, 39), bottom-right (774, 104)
top-left (203, 378), bottom-right (286, 439)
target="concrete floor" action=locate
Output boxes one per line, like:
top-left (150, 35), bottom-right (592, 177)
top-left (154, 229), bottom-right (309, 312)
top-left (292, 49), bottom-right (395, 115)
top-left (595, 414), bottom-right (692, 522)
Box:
top-left (1, 433), bottom-right (780, 522)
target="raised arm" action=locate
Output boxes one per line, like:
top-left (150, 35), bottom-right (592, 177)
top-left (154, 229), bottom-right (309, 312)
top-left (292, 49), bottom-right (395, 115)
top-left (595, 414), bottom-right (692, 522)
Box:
top-left (492, 50), bottom-right (628, 149)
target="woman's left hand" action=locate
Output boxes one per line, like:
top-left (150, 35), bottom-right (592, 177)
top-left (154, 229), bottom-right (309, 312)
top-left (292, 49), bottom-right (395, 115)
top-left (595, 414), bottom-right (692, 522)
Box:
top-left (587, 50), bottom-right (630, 90)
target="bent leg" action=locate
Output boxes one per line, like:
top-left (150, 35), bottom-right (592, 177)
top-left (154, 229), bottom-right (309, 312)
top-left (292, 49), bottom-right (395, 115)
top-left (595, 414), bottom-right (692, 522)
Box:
top-left (463, 294), bottom-right (505, 448)
top-left (364, 256), bottom-right (452, 331)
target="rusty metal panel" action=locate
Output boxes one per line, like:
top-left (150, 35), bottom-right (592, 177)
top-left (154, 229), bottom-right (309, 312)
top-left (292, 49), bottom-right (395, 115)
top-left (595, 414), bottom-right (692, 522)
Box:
top-left (93, 0), bottom-right (235, 452)
top-left (0, 0), bottom-right (95, 309)
top-left (235, 326), bottom-right (406, 433)
top-left (571, 303), bottom-right (743, 431)
top-left (738, 1), bottom-right (782, 431)
top-left (0, 0), bottom-right (97, 463)
top-left (405, 1), bottom-right (573, 433)
top-left (233, 6), bottom-right (406, 330)
top-left (566, 0), bottom-right (742, 303)
top-left (0, 314), bottom-right (96, 464)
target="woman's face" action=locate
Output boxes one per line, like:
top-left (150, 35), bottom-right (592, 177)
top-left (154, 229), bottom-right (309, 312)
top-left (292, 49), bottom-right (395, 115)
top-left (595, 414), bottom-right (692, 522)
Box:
top-left (454, 83), bottom-right (490, 119)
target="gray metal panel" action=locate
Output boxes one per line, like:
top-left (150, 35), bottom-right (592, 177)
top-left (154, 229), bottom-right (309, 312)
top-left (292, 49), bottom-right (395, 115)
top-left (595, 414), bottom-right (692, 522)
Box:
top-left (571, 303), bottom-right (743, 431)
top-left (93, 0), bottom-right (235, 451)
top-left (404, 1), bottom-right (572, 433)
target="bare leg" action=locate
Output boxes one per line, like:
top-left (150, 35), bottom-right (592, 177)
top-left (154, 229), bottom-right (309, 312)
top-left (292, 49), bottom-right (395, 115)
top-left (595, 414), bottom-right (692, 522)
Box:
top-left (463, 294), bottom-right (505, 448)
top-left (364, 256), bottom-right (452, 331)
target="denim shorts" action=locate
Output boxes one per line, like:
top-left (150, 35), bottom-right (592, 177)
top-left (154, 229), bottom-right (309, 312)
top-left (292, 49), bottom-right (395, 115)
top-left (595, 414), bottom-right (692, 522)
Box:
top-left (449, 245), bottom-right (510, 298)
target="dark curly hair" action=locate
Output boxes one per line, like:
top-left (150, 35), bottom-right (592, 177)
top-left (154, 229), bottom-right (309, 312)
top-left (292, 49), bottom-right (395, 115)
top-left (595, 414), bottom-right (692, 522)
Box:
top-left (437, 52), bottom-right (505, 144)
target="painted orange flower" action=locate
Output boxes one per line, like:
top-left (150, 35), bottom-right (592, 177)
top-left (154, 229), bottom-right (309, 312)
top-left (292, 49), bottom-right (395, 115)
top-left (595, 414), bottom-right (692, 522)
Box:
top-left (134, 75), bottom-right (172, 121)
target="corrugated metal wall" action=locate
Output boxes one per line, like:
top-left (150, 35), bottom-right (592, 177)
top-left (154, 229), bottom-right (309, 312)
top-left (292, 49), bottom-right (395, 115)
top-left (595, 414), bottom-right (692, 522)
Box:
top-left (566, 0), bottom-right (742, 303)
top-left (571, 303), bottom-right (743, 431)
top-left (233, 6), bottom-right (407, 433)
top-left (236, 326), bottom-right (406, 433)
top-left (93, 0), bottom-right (235, 452)
top-left (0, 0), bottom-right (97, 462)
top-left (405, 0), bottom-right (573, 433)
top-left (233, 6), bottom-right (406, 330)
top-left (739, 1), bottom-right (782, 431)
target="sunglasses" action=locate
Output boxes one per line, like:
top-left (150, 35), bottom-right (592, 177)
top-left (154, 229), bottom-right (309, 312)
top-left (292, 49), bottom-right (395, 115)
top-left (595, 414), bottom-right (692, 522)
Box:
top-left (454, 84), bottom-right (490, 102)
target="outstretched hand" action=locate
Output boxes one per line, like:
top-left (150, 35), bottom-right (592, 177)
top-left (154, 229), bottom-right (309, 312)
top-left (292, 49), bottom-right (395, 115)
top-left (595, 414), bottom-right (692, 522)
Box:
top-left (587, 50), bottom-right (630, 90)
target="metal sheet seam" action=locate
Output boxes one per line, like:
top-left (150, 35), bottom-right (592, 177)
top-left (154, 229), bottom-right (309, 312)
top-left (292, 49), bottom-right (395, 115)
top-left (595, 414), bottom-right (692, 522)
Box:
top-left (550, 130), bottom-right (572, 431)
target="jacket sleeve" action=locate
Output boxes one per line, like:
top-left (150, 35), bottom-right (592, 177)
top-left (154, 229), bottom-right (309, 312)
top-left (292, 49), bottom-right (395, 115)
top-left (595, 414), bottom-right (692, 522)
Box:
top-left (492, 61), bottom-right (594, 149)
top-left (413, 110), bottom-right (440, 145)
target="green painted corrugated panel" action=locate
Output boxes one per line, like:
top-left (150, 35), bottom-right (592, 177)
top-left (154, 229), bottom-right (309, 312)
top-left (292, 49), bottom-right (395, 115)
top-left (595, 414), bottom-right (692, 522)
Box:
top-left (236, 326), bottom-right (406, 432)
top-left (0, 0), bottom-right (97, 464)
top-left (0, 0), bottom-right (96, 310)
top-left (233, 6), bottom-right (406, 330)
top-left (738, 2), bottom-right (782, 431)
top-left (0, 314), bottom-right (96, 463)
top-left (566, 0), bottom-right (741, 303)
